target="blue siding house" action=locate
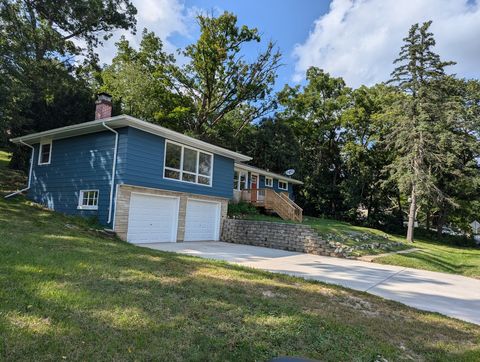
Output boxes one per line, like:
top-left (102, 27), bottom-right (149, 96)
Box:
top-left (9, 95), bottom-right (303, 243)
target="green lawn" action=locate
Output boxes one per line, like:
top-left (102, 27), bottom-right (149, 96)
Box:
top-left (240, 211), bottom-right (480, 278)
top-left (1, 153), bottom-right (480, 360)
top-left (375, 240), bottom-right (480, 278)
top-left (0, 149), bottom-right (26, 195)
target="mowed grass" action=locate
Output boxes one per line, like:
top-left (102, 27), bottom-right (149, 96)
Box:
top-left (0, 149), bottom-right (26, 195)
top-left (375, 240), bottom-right (480, 279)
top-left (1, 150), bottom-right (480, 361)
top-left (242, 211), bottom-right (480, 278)
top-left (2, 198), bottom-right (480, 361)
top-left (303, 217), bottom-right (480, 277)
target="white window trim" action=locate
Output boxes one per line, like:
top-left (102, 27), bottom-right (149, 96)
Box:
top-left (278, 180), bottom-right (288, 191)
top-left (78, 190), bottom-right (99, 210)
top-left (38, 141), bottom-right (52, 165)
top-left (265, 176), bottom-right (273, 187)
top-left (163, 140), bottom-right (214, 187)
top-left (233, 169), bottom-right (248, 191)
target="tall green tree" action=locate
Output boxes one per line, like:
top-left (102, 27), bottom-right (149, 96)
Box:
top-left (429, 77), bottom-right (480, 235)
top-left (101, 30), bottom-right (192, 131)
top-left (388, 21), bottom-right (455, 242)
top-left (245, 117), bottom-right (301, 174)
top-left (171, 11), bottom-right (282, 136)
top-left (0, 0), bottom-right (137, 167)
top-left (279, 67), bottom-right (350, 217)
top-left (340, 84), bottom-right (401, 226)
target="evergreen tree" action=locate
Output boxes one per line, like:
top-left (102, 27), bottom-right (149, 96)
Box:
top-left (387, 21), bottom-right (455, 241)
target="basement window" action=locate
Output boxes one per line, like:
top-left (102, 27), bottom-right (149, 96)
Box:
top-left (78, 190), bottom-right (99, 210)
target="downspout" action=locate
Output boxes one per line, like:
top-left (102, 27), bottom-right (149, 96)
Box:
top-left (4, 140), bottom-right (35, 199)
top-left (102, 122), bottom-right (119, 225)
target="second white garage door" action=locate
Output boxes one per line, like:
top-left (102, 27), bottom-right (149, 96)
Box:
top-left (127, 193), bottom-right (179, 244)
top-left (184, 199), bottom-right (221, 241)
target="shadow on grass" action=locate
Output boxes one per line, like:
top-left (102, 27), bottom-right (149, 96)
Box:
top-left (1, 197), bottom-right (480, 361)
top-left (2, 247), bottom-right (480, 361)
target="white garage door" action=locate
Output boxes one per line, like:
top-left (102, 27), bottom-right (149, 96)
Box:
top-left (127, 193), bottom-right (179, 243)
top-left (184, 199), bottom-right (221, 241)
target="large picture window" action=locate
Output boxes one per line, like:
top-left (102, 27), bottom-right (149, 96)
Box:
top-left (164, 141), bottom-right (213, 186)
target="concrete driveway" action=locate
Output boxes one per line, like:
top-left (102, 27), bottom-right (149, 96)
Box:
top-left (140, 241), bottom-right (480, 325)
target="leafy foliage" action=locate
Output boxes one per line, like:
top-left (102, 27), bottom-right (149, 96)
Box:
top-left (0, 0), bottom-right (137, 166)
top-left (278, 68), bottom-right (350, 217)
top-left (2, 4), bottom-right (479, 242)
top-left (101, 30), bottom-right (193, 131)
top-left (172, 11), bottom-right (282, 136)
top-left (227, 201), bottom-right (259, 217)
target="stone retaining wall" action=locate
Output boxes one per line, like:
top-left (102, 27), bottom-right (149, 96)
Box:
top-left (222, 219), bottom-right (340, 257)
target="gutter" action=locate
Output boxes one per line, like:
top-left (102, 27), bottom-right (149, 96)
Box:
top-left (102, 122), bottom-right (119, 225)
top-left (4, 140), bottom-right (35, 199)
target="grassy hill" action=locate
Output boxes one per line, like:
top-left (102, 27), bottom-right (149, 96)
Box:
top-left (239, 211), bottom-right (480, 278)
top-left (1, 149), bottom-right (480, 361)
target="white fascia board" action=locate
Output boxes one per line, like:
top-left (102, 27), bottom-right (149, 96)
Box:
top-left (234, 162), bottom-right (304, 185)
top-left (10, 115), bottom-right (251, 162)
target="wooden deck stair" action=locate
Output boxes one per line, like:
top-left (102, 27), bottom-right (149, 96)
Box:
top-left (241, 188), bottom-right (303, 222)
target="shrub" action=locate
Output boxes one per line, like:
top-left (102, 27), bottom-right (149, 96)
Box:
top-left (413, 228), bottom-right (477, 248)
top-left (228, 201), bottom-right (258, 217)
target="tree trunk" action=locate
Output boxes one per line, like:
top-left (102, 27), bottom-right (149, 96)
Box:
top-left (436, 208), bottom-right (446, 238)
top-left (406, 186), bottom-right (416, 243)
top-left (396, 192), bottom-right (402, 227)
top-left (426, 209), bottom-right (430, 231)
top-left (366, 192), bottom-right (373, 224)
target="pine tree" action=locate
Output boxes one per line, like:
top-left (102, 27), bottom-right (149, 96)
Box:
top-left (387, 21), bottom-right (455, 242)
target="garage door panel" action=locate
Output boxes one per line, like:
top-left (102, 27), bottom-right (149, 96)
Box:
top-left (127, 193), bottom-right (179, 244)
top-left (184, 200), bottom-right (221, 241)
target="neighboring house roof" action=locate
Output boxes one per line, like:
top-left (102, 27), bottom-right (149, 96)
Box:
top-left (235, 162), bottom-right (303, 185)
top-left (10, 115), bottom-right (251, 162)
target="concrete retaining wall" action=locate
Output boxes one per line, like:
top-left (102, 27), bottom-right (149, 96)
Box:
top-left (222, 219), bottom-right (338, 257)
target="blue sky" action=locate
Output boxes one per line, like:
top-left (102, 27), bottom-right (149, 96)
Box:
top-left (174, 0), bottom-right (331, 89)
top-left (97, 0), bottom-right (480, 90)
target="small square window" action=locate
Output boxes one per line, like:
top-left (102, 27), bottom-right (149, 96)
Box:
top-left (278, 181), bottom-right (288, 191)
top-left (78, 190), bottom-right (99, 210)
top-left (265, 177), bottom-right (273, 187)
top-left (38, 142), bottom-right (52, 165)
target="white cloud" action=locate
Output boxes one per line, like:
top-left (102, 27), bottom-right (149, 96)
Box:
top-left (94, 0), bottom-right (193, 65)
top-left (293, 0), bottom-right (480, 87)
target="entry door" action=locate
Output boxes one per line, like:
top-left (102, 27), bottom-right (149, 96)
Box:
top-left (127, 193), bottom-right (179, 243)
top-left (184, 199), bottom-right (221, 241)
top-left (251, 174), bottom-right (258, 202)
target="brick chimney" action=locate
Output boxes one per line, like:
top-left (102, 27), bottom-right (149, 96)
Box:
top-left (95, 92), bottom-right (112, 119)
